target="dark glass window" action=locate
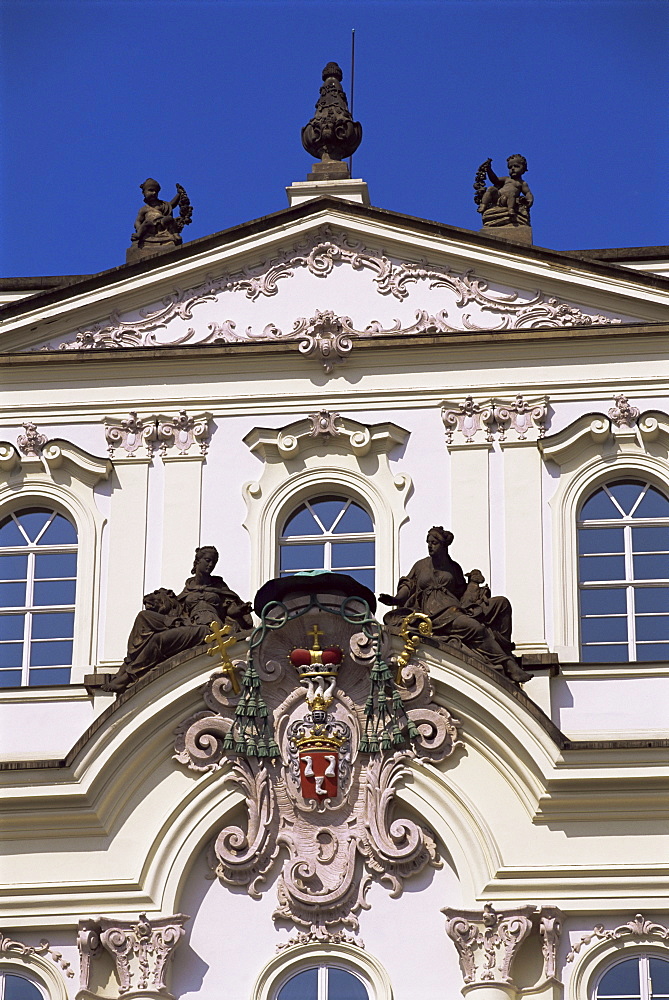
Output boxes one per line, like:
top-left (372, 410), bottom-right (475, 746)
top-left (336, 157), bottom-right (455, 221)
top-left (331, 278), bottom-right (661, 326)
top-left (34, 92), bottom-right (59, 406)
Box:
top-left (0, 507), bottom-right (77, 686)
top-left (277, 966), bottom-right (369, 1000)
top-left (0, 973), bottom-right (45, 1000)
top-left (280, 496), bottom-right (375, 591)
top-left (596, 955), bottom-right (669, 1000)
top-left (578, 481), bottom-right (669, 662)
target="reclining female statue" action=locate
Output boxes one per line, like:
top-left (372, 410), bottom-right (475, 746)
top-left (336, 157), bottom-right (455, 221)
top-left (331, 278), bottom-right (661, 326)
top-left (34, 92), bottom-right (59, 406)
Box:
top-left (379, 526), bottom-right (531, 684)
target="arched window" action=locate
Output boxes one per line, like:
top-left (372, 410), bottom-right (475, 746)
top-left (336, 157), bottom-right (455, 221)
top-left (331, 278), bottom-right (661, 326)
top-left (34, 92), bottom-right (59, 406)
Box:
top-left (0, 971), bottom-right (47, 1000)
top-left (277, 966), bottom-right (369, 1000)
top-left (578, 480), bottom-right (669, 662)
top-left (0, 507), bottom-right (78, 686)
top-left (595, 954), bottom-right (669, 1000)
top-left (279, 496), bottom-right (375, 591)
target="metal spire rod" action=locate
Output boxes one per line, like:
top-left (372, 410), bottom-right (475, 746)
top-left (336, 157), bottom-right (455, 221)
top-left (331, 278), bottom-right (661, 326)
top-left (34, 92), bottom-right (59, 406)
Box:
top-left (349, 28), bottom-right (356, 177)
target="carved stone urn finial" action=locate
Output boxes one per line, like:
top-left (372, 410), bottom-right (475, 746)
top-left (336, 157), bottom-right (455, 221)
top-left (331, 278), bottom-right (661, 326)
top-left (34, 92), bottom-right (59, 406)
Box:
top-left (301, 61), bottom-right (362, 180)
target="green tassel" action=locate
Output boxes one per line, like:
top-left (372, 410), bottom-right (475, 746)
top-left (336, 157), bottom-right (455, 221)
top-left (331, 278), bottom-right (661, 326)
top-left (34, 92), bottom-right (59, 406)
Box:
top-left (268, 740), bottom-right (280, 759)
top-left (380, 730), bottom-right (392, 751)
top-left (222, 731), bottom-right (234, 752)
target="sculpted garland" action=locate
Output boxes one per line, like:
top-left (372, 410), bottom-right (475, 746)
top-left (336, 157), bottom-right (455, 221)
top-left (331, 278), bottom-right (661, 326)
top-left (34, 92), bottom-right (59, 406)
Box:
top-left (47, 228), bottom-right (621, 351)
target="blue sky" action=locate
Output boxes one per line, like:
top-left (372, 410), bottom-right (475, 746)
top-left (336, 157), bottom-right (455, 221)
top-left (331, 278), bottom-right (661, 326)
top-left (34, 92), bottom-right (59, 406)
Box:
top-left (1, 0), bottom-right (668, 277)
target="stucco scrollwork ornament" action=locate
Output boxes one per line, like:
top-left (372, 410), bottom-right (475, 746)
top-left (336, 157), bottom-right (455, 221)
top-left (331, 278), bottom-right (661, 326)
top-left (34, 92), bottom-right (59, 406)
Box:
top-left (309, 409), bottom-right (341, 437)
top-left (443, 904), bottom-right (538, 986)
top-left (566, 913), bottom-right (669, 963)
top-left (47, 227), bottom-right (623, 352)
top-left (608, 393), bottom-right (640, 428)
top-left (175, 574), bottom-right (461, 940)
top-left (0, 930), bottom-right (74, 978)
top-left (289, 310), bottom-right (355, 372)
top-left (78, 914), bottom-right (189, 998)
top-left (493, 394), bottom-right (550, 441)
top-left (104, 412), bottom-right (157, 459)
top-left (17, 421), bottom-right (47, 457)
top-left (156, 410), bottom-right (212, 457)
top-left (441, 396), bottom-right (496, 444)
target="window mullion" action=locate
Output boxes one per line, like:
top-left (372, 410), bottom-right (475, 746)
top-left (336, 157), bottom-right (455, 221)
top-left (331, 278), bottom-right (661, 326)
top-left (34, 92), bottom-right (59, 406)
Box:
top-left (623, 523), bottom-right (636, 660)
top-left (22, 547), bottom-right (36, 684)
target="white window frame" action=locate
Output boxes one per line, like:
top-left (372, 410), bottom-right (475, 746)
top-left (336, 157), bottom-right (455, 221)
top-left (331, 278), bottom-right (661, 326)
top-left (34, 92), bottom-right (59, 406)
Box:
top-left (243, 416), bottom-right (411, 598)
top-left (540, 412), bottom-right (669, 661)
top-left (594, 952), bottom-right (669, 1000)
top-left (279, 495), bottom-right (375, 584)
top-left (0, 955), bottom-right (68, 1000)
top-left (567, 934), bottom-right (669, 1000)
top-left (0, 439), bottom-right (111, 688)
top-left (252, 941), bottom-right (393, 1000)
top-left (578, 480), bottom-right (669, 662)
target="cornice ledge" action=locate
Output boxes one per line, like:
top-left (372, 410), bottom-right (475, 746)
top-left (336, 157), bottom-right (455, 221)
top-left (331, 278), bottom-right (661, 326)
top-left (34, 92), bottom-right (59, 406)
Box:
top-left (243, 414), bottom-right (409, 462)
top-left (540, 409), bottom-right (669, 468)
top-left (0, 438), bottom-right (112, 486)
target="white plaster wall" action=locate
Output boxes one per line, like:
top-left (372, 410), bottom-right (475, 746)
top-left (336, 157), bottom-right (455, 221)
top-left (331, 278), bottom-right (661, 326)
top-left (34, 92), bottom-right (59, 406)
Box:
top-left (174, 845), bottom-right (463, 1000)
top-left (0, 694), bottom-right (108, 760)
top-left (553, 671), bottom-right (669, 738)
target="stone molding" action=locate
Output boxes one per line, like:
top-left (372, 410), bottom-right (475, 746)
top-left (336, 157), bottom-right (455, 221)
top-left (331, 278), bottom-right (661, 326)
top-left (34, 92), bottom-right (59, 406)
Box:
top-left (0, 929), bottom-right (74, 978)
top-left (443, 904), bottom-right (563, 989)
top-left (309, 409), bottom-right (341, 437)
top-left (1, 437), bottom-right (112, 488)
top-left (104, 411), bottom-right (211, 459)
top-left (442, 395), bottom-right (549, 444)
top-left (77, 913), bottom-right (189, 999)
top-left (244, 414), bottom-right (408, 463)
top-left (46, 228), bottom-right (624, 352)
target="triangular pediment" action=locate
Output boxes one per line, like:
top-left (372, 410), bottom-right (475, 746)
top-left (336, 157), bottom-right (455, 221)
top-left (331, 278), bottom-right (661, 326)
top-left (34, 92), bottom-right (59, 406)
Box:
top-left (1, 198), bottom-right (668, 355)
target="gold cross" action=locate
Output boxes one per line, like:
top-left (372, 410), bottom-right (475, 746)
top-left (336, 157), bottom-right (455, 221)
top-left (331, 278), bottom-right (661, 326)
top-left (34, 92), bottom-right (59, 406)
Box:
top-left (307, 623), bottom-right (325, 650)
top-left (206, 621), bottom-right (241, 694)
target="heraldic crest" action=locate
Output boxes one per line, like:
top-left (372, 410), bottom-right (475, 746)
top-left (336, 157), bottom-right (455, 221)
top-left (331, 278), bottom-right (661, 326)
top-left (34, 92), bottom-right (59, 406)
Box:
top-left (174, 573), bottom-right (461, 941)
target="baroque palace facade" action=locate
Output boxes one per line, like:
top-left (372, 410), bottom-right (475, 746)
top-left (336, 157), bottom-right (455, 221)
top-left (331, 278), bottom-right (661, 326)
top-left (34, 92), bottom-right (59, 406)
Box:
top-left (1, 64), bottom-right (669, 1000)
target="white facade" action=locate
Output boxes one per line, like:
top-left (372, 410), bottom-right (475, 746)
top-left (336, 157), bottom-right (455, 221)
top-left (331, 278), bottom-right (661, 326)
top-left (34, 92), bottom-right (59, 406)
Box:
top-left (1, 191), bottom-right (668, 1000)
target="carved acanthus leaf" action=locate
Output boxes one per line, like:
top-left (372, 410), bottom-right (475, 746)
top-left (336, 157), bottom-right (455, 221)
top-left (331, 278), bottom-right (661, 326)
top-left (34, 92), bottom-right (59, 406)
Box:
top-left (79, 914), bottom-right (189, 996)
top-left (0, 930), bottom-right (74, 978)
top-left (442, 394), bottom-right (550, 443)
top-left (17, 421), bottom-right (47, 457)
top-left (443, 905), bottom-right (536, 985)
top-left (157, 410), bottom-right (212, 456)
top-left (45, 228), bottom-right (624, 352)
top-left (608, 393), bottom-right (640, 428)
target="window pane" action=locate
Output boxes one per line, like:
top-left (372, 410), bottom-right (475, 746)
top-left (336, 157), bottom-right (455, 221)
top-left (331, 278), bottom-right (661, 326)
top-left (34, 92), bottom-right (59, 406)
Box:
top-left (581, 617), bottom-right (628, 643)
top-left (328, 968), bottom-right (368, 1000)
top-left (0, 642), bottom-right (23, 667)
top-left (598, 958), bottom-right (640, 997)
top-left (580, 488), bottom-right (617, 520)
top-left (608, 482), bottom-right (645, 515)
top-left (580, 588), bottom-right (627, 615)
top-left (0, 669), bottom-right (23, 687)
top-left (636, 589), bottom-right (669, 613)
top-left (636, 643), bottom-right (669, 662)
top-left (310, 498), bottom-right (347, 531)
top-left (32, 612), bottom-right (75, 639)
top-left (635, 616), bottom-right (669, 641)
top-left (0, 580), bottom-right (26, 606)
top-left (0, 554), bottom-right (28, 580)
top-left (0, 516), bottom-right (26, 546)
top-left (579, 555), bottom-right (625, 582)
top-left (0, 615), bottom-right (25, 640)
top-left (578, 528), bottom-right (624, 554)
top-left (632, 526), bottom-right (669, 552)
top-left (282, 504), bottom-right (320, 537)
top-left (633, 554), bottom-right (668, 580)
top-left (33, 579), bottom-right (76, 606)
top-left (581, 644), bottom-right (629, 662)
top-left (635, 487), bottom-right (669, 518)
top-left (650, 958), bottom-right (669, 995)
top-left (3, 974), bottom-right (44, 1000)
top-left (34, 552), bottom-right (77, 579)
top-left (16, 509), bottom-right (53, 541)
top-left (277, 968), bottom-right (318, 1000)
top-left (342, 568), bottom-right (375, 591)
top-left (39, 513), bottom-right (77, 545)
top-left (331, 541), bottom-right (375, 568)
top-left (334, 503), bottom-right (373, 534)
top-left (280, 544), bottom-right (324, 572)
top-left (29, 666), bottom-right (71, 686)
top-left (29, 640), bottom-right (73, 666)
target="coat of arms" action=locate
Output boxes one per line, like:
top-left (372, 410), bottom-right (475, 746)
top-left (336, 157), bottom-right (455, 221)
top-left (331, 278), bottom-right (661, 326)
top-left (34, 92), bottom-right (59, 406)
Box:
top-left (175, 573), bottom-right (461, 943)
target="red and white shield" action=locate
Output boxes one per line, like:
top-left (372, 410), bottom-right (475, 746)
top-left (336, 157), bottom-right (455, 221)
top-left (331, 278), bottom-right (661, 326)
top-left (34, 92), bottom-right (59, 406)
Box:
top-left (299, 749), bottom-right (339, 800)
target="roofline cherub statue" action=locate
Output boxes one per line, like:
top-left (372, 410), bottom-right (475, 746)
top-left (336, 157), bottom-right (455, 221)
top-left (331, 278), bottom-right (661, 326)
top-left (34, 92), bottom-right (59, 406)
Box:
top-left (474, 154), bottom-right (533, 229)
